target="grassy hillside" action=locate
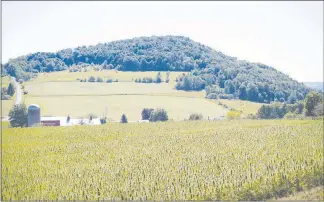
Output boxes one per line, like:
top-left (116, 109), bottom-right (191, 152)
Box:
top-left (1, 76), bottom-right (16, 117)
top-left (21, 70), bottom-right (221, 120)
top-left (212, 99), bottom-right (264, 116)
top-left (1, 76), bottom-right (11, 87)
top-left (2, 119), bottom-right (323, 200)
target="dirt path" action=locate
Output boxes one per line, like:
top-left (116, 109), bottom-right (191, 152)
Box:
top-left (11, 77), bottom-right (22, 105)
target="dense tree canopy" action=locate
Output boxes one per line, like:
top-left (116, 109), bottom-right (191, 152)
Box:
top-left (3, 35), bottom-right (312, 103)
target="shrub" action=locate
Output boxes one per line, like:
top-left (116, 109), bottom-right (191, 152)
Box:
top-left (218, 94), bottom-right (234, 100)
top-left (206, 93), bottom-right (218, 99)
top-left (106, 79), bottom-right (113, 83)
top-left (8, 103), bottom-right (28, 128)
top-left (121, 114), bottom-right (128, 123)
top-left (100, 118), bottom-right (107, 124)
top-left (165, 72), bottom-right (170, 83)
top-left (149, 108), bottom-right (168, 122)
top-left (314, 103), bottom-right (323, 116)
top-left (115, 79), bottom-right (119, 82)
top-left (155, 72), bottom-right (162, 83)
top-left (141, 108), bottom-right (154, 120)
top-left (96, 77), bottom-right (103, 82)
top-left (227, 110), bottom-right (241, 120)
top-left (246, 113), bottom-right (257, 119)
top-left (142, 77), bottom-right (153, 83)
top-left (284, 112), bottom-right (298, 119)
top-left (189, 113), bottom-right (203, 120)
top-left (88, 76), bottom-right (96, 82)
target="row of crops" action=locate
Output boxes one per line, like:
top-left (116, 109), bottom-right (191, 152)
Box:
top-left (2, 119), bottom-right (323, 200)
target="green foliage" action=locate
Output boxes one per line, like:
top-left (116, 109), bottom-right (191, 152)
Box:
top-left (165, 72), bottom-right (170, 83)
top-left (305, 91), bottom-right (323, 116)
top-left (88, 76), bottom-right (96, 82)
top-left (189, 113), bottom-right (203, 120)
top-left (8, 103), bottom-right (28, 128)
top-left (176, 75), bottom-right (205, 91)
top-left (141, 108), bottom-right (154, 120)
top-left (96, 77), bottom-right (103, 82)
top-left (1, 87), bottom-right (10, 100)
top-left (121, 114), bottom-right (128, 123)
top-left (7, 82), bottom-right (15, 96)
top-left (257, 102), bottom-right (288, 119)
top-left (135, 77), bottom-right (153, 83)
top-left (314, 103), bottom-right (323, 117)
top-left (284, 112), bottom-right (299, 119)
top-left (3, 36), bottom-right (311, 102)
top-left (257, 100), bottom-right (308, 119)
top-left (155, 72), bottom-right (162, 83)
top-left (227, 110), bottom-right (242, 120)
top-left (149, 108), bottom-right (168, 122)
top-left (100, 117), bottom-right (107, 124)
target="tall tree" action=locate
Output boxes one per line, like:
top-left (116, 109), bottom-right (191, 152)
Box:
top-left (7, 82), bottom-right (15, 96)
top-left (304, 91), bottom-right (323, 116)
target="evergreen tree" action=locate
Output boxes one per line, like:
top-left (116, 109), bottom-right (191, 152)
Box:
top-left (7, 82), bottom-right (15, 96)
top-left (120, 114), bottom-right (128, 123)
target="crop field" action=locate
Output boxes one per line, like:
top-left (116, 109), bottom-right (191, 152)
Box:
top-left (2, 119), bottom-right (323, 200)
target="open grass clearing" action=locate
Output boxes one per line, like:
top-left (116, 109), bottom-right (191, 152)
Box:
top-left (25, 82), bottom-right (204, 98)
top-left (209, 99), bottom-right (264, 116)
top-left (1, 76), bottom-right (11, 88)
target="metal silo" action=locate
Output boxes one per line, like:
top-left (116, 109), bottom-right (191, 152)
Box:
top-left (28, 104), bottom-right (41, 127)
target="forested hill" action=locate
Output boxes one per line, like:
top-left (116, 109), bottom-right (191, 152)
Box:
top-left (2, 35), bottom-right (311, 103)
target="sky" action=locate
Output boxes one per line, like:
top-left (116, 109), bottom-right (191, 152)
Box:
top-left (2, 1), bottom-right (323, 82)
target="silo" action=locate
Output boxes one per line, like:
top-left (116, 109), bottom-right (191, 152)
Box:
top-left (28, 104), bottom-right (41, 127)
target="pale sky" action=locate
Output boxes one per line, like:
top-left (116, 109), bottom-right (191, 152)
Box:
top-left (2, 1), bottom-right (323, 82)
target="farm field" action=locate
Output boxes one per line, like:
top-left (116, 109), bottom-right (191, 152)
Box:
top-left (2, 119), bottom-right (323, 200)
top-left (25, 82), bottom-right (205, 97)
top-left (24, 95), bottom-right (226, 121)
top-left (210, 99), bottom-right (264, 116)
top-left (21, 70), bottom-right (222, 120)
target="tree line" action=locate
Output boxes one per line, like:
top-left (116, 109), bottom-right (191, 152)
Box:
top-left (2, 35), bottom-right (312, 103)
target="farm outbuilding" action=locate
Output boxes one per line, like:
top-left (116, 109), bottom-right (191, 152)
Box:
top-left (28, 104), bottom-right (41, 127)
